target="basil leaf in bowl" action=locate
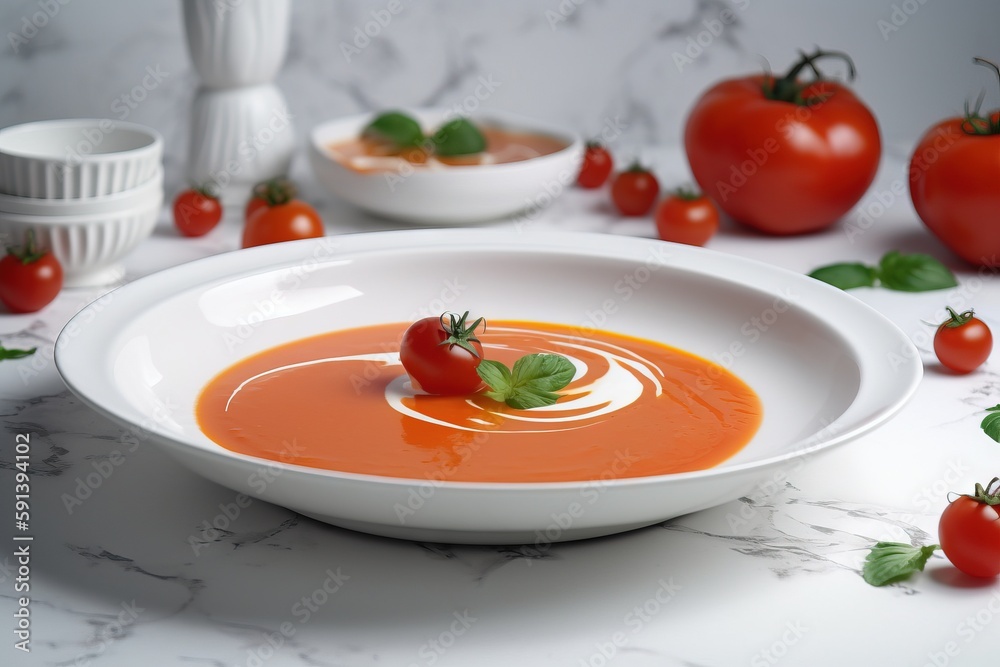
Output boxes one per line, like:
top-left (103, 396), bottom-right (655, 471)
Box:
top-left (362, 111), bottom-right (424, 150)
top-left (431, 118), bottom-right (486, 157)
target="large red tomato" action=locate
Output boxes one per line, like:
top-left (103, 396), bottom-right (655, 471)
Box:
top-left (909, 59), bottom-right (1000, 267)
top-left (684, 49), bottom-right (881, 235)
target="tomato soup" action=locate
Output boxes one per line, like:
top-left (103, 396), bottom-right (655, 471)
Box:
top-left (328, 126), bottom-right (569, 173)
top-left (196, 322), bottom-right (762, 483)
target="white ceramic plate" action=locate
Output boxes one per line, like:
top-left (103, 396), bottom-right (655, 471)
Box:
top-left (55, 230), bottom-right (921, 544)
top-left (308, 109), bottom-right (583, 224)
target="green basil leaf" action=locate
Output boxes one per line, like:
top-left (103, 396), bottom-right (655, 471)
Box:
top-left (808, 263), bottom-right (877, 290)
top-left (0, 345), bottom-right (36, 360)
top-left (474, 353), bottom-right (574, 409)
top-left (981, 405), bottom-right (1000, 442)
top-left (878, 251), bottom-right (957, 292)
top-left (862, 541), bottom-right (940, 586)
top-left (510, 354), bottom-right (576, 393)
top-left (476, 359), bottom-right (511, 389)
top-left (431, 118), bottom-right (486, 157)
top-left (361, 111), bottom-right (424, 149)
top-left (505, 387), bottom-right (561, 410)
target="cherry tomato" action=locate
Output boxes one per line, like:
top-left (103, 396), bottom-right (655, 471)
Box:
top-left (245, 195), bottom-right (268, 222)
top-left (0, 231), bottom-right (63, 313)
top-left (173, 187), bottom-right (222, 237)
top-left (399, 311), bottom-right (484, 395)
top-left (684, 48), bottom-right (880, 235)
top-left (939, 478), bottom-right (1000, 578)
top-left (242, 201), bottom-right (324, 248)
top-left (577, 143), bottom-right (614, 189)
top-left (933, 307), bottom-right (992, 373)
top-left (611, 164), bottom-right (660, 216)
top-left (655, 189), bottom-right (720, 246)
top-left (910, 58), bottom-right (1000, 267)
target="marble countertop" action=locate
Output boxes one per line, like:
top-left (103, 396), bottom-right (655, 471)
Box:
top-left (2, 149), bottom-right (1000, 666)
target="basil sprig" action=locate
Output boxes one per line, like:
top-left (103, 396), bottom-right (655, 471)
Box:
top-left (809, 251), bottom-right (957, 292)
top-left (476, 353), bottom-right (575, 409)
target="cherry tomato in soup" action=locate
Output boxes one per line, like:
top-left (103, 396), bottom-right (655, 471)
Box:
top-left (938, 478), bottom-right (1000, 578)
top-left (399, 311), bottom-right (485, 395)
top-left (655, 189), bottom-right (720, 246)
top-left (684, 48), bottom-right (880, 235)
top-left (577, 143), bottom-right (614, 189)
top-left (0, 230), bottom-right (63, 313)
top-left (910, 58), bottom-right (1000, 267)
top-left (173, 186), bottom-right (222, 237)
top-left (933, 307), bottom-right (992, 373)
top-left (611, 164), bottom-right (660, 216)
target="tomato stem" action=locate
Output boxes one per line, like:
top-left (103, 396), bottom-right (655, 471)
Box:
top-left (193, 182), bottom-right (220, 200)
top-left (942, 306), bottom-right (976, 328)
top-left (252, 177), bottom-right (297, 207)
top-left (438, 311), bottom-right (485, 358)
top-left (623, 160), bottom-right (652, 174)
top-left (962, 57), bottom-right (1000, 136)
top-left (764, 47), bottom-right (856, 106)
top-left (5, 229), bottom-right (47, 265)
top-left (672, 186), bottom-right (702, 201)
top-left (967, 477), bottom-right (1000, 506)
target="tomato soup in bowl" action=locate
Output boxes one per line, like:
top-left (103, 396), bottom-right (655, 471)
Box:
top-left (308, 109), bottom-right (583, 224)
top-left (197, 321), bottom-right (763, 483)
top-left (54, 230), bottom-right (921, 543)
top-left (327, 125), bottom-right (570, 174)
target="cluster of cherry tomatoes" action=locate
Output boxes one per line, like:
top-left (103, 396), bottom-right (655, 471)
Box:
top-left (0, 177), bottom-right (327, 315)
top-left (577, 143), bottom-right (720, 248)
top-left (172, 178), bottom-right (324, 248)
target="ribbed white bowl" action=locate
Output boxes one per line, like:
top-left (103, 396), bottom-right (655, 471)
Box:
top-left (0, 192), bottom-right (162, 287)
top-left (0, 119), bottom-right (162, 200)
top-left (0, 168), bottom-right (163, 216)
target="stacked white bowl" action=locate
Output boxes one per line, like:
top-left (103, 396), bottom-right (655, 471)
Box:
top-left (0, 119), bottom-right (164, 287)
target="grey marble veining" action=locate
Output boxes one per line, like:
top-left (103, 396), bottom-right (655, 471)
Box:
top-left (3, 3), bottom-right (1000, 661)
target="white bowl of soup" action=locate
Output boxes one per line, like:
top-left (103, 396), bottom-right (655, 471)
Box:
top-left (308, 109), bottom-right (584, 224)
top-left (54, 230), bottom-right (921, 545)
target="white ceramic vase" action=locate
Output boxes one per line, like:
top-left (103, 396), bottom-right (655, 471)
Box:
top-left (181, 0), bottom-right (294, 205)
top-left (187, 84), bottom-right (295, 205)
top-left (182, 0), bottom-right (291, 87)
